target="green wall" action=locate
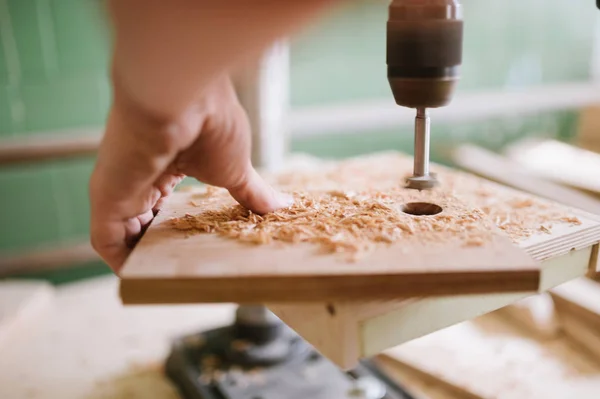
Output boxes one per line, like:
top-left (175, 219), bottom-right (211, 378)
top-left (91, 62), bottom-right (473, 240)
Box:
top-left (0, 0), bottom-right (597, 277)
top-left (290, 0), bottom-right (597, 106)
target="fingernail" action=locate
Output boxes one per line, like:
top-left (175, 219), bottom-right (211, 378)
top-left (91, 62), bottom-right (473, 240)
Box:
top-left (275, 192), bottom-right (295, 208)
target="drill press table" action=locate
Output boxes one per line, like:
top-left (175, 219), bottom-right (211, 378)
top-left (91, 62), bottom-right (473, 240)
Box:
top-left (119, 152), bottom-right (600, 368)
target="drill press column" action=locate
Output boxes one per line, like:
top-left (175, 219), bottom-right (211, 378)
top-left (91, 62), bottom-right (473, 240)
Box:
top-left (387, 0), bottom-right (463, 190)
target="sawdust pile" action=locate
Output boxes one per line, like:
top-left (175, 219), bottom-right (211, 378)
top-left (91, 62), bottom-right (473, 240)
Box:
top-left (170, 153), bottom-right (581, 259)
top-left (171, 187), bottom-right (492, 260)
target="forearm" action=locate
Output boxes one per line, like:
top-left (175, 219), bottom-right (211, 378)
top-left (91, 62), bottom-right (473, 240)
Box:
top-left (108, 0), bottom-right (339, 121)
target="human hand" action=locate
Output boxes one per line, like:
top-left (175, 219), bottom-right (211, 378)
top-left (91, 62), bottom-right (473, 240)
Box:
top-left (89, 75), bottom-right (293, 272)
top-left (91, 0), bottom-right (339, 272)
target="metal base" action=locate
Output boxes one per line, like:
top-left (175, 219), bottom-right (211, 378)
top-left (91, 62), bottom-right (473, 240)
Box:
top-left (165, 311), bottom-right (417, 399)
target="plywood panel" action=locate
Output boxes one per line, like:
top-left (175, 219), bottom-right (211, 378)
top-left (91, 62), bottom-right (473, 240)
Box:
top-left (120, 153), bottom-right (542, 304)
top-left (265, 153), bottom-right (600, 368)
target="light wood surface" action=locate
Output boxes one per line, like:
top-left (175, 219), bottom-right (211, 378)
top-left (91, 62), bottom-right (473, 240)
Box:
top-left (269, 153), bottom-right (600, 368)
top-left (382, 310), bottom-right (600, 399)
top-left (577, 105), bottom-right (600, 154)
top-left (119, 151), bottom-right (596, 304)
top-left (452, 144), bottom-right (600, 215)
top-left (374, 355), bottom-right (479, 399)
top-left (505, 138), bottom-right (600, 196)
top-left (118, 152), bottom-right (600, 368)
top-left (120, 190), bottom-right (538, 304)
top-left (452, 144), bottom-right (600, 281)
top-left (493, 294), bottom-right (561, 340)
top-left (269, 247), bottom-right (595, 369)
top-left (557, 310), bottom-right (600, 362)
top-left (550, 277), bottom-right (600, 330)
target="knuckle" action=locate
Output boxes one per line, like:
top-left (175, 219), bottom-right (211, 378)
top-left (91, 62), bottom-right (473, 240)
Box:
top-left (118, 98), bottom-right (201, 155)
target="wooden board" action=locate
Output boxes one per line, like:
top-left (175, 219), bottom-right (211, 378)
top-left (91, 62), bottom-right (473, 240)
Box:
top-left (550, 277), bottom-right (600, 330)
top-left (263, 153), bottom-right (600, 368)
top-left (120, 193), bottom-right (537, 304)
top-left (452, 144), bottom-right (600, 216)
top-left (118, 152), bottom-right (571, 304)
top-left (548, 278), bottom-right (600, 365)
top-left (374, 356), bottom-right (478, 399)
top-left (268, 247), bottom-right (595, 368)
top-left (505, 138), bottom-right (600, 196)
top-left (452, 144), bottom-right (600, 282)
top-left (577, 105), bottom-right (600, 154)
top-left (382, 312), bottom-right (600, 399)
top-left (118, 152), bottom-right (600, 368)
top-left (493, 293), bottom-right (561, 340)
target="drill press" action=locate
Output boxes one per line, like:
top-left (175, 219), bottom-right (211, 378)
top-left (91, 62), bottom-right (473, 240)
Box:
top-left (387, 0), bottom-right (463, 189)
top-left (165, 1), bottom-right (464, 398)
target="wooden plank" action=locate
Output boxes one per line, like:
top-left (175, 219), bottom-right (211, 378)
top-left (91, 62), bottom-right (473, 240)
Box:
top-left (452, 144), bottom-right (600, 215)
top-left (120, 195), bottom-right (537, 304)
top-left (452, 144), bottom-right (600, 282)
top-left (265, 153), bottom-right (600, 368)
top-left (120, 152), bottom-right (544, 304)
top-left (550, 277), bottom-right (600, 330)
top-left (382, 313), bottom-right (600, 399)
top-left (119, 152), bottom-right (600, 368)
top-left (557, 310), bottom-right (600, 363)
top-left (577, 105), bottom-right (600, 154)
top-left (504, 138), bottom-right (600, 196)
top-left (272, 247), bottom-right (593, 369)
top-left (493, 294), bottom-right (561, 340)
top-left (374, 355), bottom-right (480, 399)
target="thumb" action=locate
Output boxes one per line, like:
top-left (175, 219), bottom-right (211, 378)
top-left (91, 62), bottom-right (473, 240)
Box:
top-left (227, 166), bottom-right (294, 215)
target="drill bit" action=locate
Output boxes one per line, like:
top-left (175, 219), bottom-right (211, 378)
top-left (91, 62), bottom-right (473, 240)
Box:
top-left (406, 108), bottom-right (438, 190)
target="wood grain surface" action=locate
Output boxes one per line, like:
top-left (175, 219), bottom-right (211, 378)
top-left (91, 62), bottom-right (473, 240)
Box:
top-left (382, 310), bottom-right (600, 399)
top-left (119, 152), bottom-right (546, 304)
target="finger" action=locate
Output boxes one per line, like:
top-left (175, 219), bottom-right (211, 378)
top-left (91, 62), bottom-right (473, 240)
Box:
top-left (126, 209), bottom-right (155, 249)
top-left (91, 219), bottom-right (131, 273)
top-left (227, 166), bottom-right (294, 215)
top-left (152, 173), bottom-right (185, 213)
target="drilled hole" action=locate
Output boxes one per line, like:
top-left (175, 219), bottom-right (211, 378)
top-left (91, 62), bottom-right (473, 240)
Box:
top-left (402, 202), bottom-right (443, 216)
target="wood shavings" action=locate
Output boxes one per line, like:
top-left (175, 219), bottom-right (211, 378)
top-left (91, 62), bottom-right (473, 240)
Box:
top-left (169, 153), bottom-right (584, 260)
top-left (561, 217), bottom-right (582, 225)
top-left (170, 185), bottom-right (494, 261)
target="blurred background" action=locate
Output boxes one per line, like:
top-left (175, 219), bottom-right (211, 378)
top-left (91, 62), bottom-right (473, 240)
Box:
top-left (0, 0), bottom-right (599, 281)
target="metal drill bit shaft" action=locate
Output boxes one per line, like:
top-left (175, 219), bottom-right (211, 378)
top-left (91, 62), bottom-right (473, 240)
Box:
top-left (406, 108), bottom-right (438, 190)
top-left (414, 107), bottom-right (430, 177)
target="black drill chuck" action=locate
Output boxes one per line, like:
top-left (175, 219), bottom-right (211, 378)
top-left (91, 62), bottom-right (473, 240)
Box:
top-left (387, 0), bottom-right (463, 109)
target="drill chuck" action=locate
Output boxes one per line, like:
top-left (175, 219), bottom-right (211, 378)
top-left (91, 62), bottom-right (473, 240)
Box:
top-left (387, 0), bottom-right (463, 109)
